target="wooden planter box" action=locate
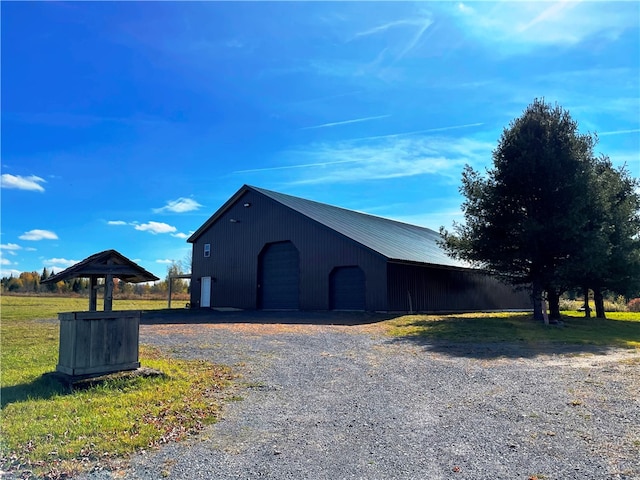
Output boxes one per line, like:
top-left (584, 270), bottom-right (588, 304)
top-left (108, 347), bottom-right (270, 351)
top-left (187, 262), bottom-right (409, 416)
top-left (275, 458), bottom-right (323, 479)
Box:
top-left (57, 310), bottom-right (141, 377)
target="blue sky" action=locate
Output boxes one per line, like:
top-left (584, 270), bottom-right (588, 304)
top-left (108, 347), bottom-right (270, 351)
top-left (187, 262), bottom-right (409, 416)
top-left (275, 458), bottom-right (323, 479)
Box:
top-left (2, 1), bottom-right (639, 279)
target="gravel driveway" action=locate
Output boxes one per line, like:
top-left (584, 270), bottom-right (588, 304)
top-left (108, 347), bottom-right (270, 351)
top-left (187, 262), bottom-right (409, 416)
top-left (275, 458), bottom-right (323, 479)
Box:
top-left (82, 312), bottom-right (639, 480)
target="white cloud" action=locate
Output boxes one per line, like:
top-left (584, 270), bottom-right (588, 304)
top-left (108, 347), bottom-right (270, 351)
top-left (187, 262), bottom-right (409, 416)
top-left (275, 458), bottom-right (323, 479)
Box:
top-left (44, 258), bottom-right (78, 268)
top-left (153, 198), bottom-right (202, 213)
top-left (1, 243), bottom-right (22, 251)
top-left (156, 259), bottom-right (174, 264)
top-left (171, 232), bottom-right (189, 239)
top-left (1, 268), bottom-right (21, 278)
top-left (134, 221), bottom-right (177, 234)
top-left (1, 174), bottom-right (46, 192)
top-left (19, 229), bottom-right (58, 241)
top-left (107, 220), bottom-right (128, 226)
top-left (0, 258), bottom-right (12, 266)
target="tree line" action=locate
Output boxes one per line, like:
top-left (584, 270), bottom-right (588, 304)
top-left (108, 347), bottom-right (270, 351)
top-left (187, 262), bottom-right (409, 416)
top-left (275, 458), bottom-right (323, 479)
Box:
top-left (441, 99), bottom-right (640, 321)
top-left (1, 263), bottom-right (190, 298)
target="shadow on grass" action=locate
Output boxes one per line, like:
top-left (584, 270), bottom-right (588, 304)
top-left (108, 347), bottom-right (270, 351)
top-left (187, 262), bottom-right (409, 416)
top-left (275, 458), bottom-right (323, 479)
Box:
top-left (141, 308), bottom-right (395, 326)
top-left (1, 369), bottom-right (166, 407)
top-left (1, 373), bottom-right (72, 407)
top-left (387, 313), bottom-right (640, 359)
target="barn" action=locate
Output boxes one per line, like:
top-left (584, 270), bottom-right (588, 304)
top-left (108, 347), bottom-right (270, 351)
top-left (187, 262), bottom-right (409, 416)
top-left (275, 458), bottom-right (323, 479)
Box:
top-left (187, 185), bottom-right (530, 312)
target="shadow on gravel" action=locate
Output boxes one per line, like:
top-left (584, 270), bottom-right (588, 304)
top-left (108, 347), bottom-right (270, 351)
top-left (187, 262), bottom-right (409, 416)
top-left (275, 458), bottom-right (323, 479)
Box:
top-left (141, 308), bottom-right (394, 326)
top-left (388, 336), bottom-right (623, 360)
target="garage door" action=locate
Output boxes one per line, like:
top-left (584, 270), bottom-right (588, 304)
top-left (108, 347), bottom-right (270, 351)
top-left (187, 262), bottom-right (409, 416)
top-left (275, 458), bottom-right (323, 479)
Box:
top-left (330, 266), bottom-right (365, 310)
top-left (258, 241), bottom-right (299, 310)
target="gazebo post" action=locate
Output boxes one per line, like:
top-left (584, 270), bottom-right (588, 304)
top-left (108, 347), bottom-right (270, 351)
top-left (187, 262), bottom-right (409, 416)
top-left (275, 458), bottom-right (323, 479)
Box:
top-left (104, 260), bottom-right (114, 312)
top-left (89, 276), bottom-right (98, 312)
top-left (104, 274), bottom-right (114, 312)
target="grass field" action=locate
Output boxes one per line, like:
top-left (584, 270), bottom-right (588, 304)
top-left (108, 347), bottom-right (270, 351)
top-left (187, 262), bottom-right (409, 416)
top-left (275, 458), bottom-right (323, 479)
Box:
top-left (0, 295), bottom-right (172, 321)
top-left (1, 296), bottom-right (234, 478)
top-left (384, 311), bottom-right (640, 348)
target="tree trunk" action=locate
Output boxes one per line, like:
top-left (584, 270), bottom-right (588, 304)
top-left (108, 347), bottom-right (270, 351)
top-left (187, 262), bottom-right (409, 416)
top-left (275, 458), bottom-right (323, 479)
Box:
top-left (547, 289), bottom-right (561, 321)
top-left (532, 280), bottom-right (544, 321)
top-left (594, 287), bottom-right (606, 319)
top-left (583, 286), bottom-right (591, 318)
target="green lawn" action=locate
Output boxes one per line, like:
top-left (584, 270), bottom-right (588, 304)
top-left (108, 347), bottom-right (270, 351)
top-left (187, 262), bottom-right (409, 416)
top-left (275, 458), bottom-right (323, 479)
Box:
top-left (0, 295), bottom-right (171, 321)
top-left (0, 295), bottom-right (234, 478)
top-left (384, 311), bottom-right (640, 348)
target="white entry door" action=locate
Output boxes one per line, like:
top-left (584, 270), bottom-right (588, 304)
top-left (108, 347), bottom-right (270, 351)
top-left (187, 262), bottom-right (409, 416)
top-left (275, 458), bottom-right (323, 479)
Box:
top-left (200, 276), bottom-right (211, 308)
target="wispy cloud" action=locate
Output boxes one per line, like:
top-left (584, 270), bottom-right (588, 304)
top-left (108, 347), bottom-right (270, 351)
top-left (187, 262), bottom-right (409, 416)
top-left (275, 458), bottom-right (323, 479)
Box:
top-left (599, 129), bottom-right (640, 137)
top-left (259, 134), bottom-right (493, 186)
top-left (156, 259), bottom-right (175, 264)
top-left (153, 197), bottom-right (202, 213)
top-left (291, 90), bottom-right (362, 106)
top-left (348, 122), bottom-right (484, 142)
top-left (1, 257), bottom-right (12, 266)
top-left (1, 243), bottom-right (22, 251)
top-left (19, 229), bottom-right (58, 241)
top-left (233, 159), bottom-right (360, 175)
top-left (453, 2), bottom-right (638, 52)
top-left (134, 222), bottom-right (177, 235)
top-left (171, 232), bottom-right (189, 239)
top-left (302, 114), bottom-right (390, 130)
top-left (353, 15), bottom-right (434, 61)
top-left (107, 220), bottom-right (128, 226)
top-left (1, 174), bottom-right (46, 192)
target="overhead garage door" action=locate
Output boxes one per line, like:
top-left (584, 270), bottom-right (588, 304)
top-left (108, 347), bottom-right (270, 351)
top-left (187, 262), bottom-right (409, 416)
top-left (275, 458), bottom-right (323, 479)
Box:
top-left (330, 266), bottom-right (365, 310)
top-left (258, 241), bottom-right (300, 310)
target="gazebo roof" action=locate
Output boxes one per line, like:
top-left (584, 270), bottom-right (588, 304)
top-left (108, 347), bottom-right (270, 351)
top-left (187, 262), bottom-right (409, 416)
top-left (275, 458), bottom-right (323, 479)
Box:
top-left (42, 249), bottom-right (159, 284)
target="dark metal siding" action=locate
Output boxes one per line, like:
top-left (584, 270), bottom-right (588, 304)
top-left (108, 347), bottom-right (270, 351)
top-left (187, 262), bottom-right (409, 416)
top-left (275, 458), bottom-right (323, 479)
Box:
top-left (329, 266), bottom-right (366, 310)
top-left (387, 262), bottom-right (531, 312)
top-left (190, 190), bottom-right (388, 310)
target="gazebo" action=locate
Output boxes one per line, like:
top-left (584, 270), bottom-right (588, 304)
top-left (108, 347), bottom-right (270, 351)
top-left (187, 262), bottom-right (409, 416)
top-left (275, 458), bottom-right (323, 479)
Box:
top-left (42, 249), bottom-right (159, 311)
top-left (41, 250), bottom-right (159, 378)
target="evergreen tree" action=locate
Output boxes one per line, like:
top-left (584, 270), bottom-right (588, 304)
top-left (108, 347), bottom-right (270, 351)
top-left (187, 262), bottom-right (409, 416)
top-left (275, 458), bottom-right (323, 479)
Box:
top-left (441, 99), bottom-right (596, 321)
top-left (561, 156), bottom-right (640, 317)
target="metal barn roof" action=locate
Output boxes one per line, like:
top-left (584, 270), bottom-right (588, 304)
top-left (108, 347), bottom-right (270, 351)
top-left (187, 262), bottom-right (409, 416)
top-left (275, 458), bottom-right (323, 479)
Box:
top-left (190, 185), bottom-right (467, 269)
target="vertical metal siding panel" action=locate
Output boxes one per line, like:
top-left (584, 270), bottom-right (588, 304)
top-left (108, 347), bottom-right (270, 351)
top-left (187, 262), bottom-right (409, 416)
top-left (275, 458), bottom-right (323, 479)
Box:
top-left (387, 263), bottom-right (530, 312)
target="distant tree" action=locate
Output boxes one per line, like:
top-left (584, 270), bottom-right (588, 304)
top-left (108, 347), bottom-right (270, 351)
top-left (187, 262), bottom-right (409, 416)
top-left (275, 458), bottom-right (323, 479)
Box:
top-left (17, 271), bottom-right (40, 293)
top-left (180, 250), bottom-right (192, 275)
top-left (441, 99), bottom-right (596, 321)
top-left (116, 278), bottom-right (134, 296)
top-left (6, 276), bottom-right (23, 292)
top-left (44, 268), bottom-right (58, 293)
top-left (166, 261), bottom-right (188, 295)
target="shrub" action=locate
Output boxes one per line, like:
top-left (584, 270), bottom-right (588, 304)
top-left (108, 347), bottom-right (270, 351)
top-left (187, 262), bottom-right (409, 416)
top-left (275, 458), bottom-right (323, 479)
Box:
top-left (628, 298), bottom-right (640, 312)
top-left (559, 298), bottom-right (582, 311)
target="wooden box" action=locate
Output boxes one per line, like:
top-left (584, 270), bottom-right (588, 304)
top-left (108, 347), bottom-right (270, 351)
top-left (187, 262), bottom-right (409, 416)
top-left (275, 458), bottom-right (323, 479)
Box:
top-left (57, 311), bottom-right (141, 377)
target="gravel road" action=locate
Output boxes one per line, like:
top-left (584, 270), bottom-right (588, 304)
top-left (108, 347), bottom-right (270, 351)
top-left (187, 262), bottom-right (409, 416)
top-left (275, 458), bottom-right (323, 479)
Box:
top-left (81, 312), bottom-right (640, 480)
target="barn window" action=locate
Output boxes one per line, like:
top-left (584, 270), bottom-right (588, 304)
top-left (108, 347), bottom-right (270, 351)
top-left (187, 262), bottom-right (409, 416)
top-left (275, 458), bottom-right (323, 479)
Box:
top-left (204, 243), bottom-right (211, 257)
